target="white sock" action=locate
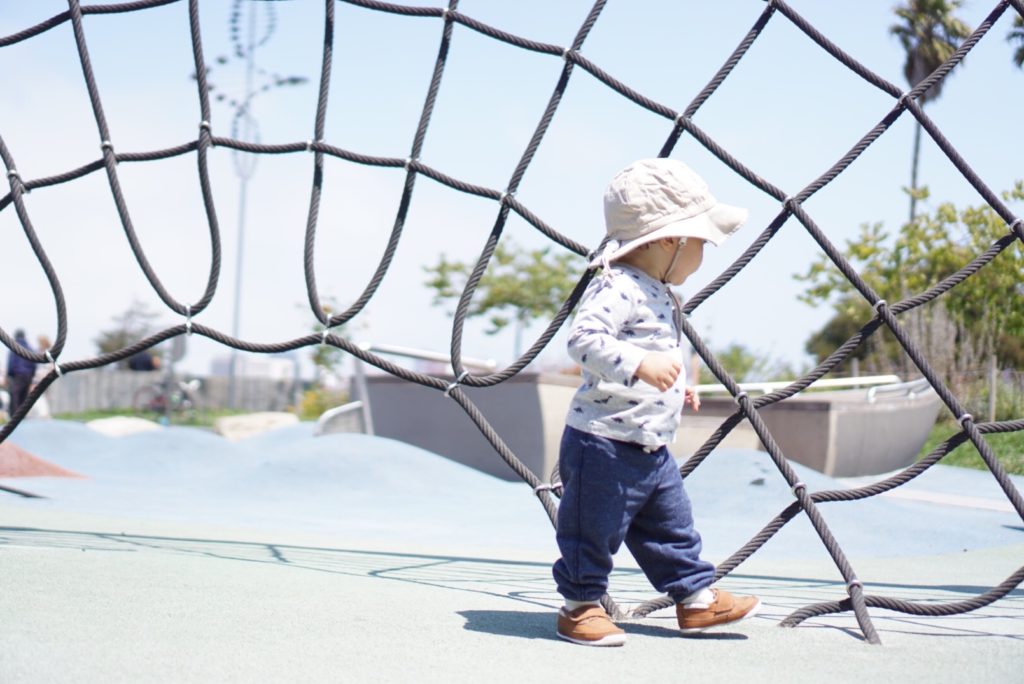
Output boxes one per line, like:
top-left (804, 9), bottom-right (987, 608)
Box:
top-left (565, 599), bottom-right (601, 611)
top-left (681, 587), bottom-right (715, 609)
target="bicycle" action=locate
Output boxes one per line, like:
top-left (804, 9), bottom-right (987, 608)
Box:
top-left (132, 376), bottom-right (203, 423)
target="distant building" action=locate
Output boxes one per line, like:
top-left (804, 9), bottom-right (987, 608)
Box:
top-left (209, 354), bottom-right (299, 381)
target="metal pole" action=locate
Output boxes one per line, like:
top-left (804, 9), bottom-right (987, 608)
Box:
top-left (352, 358), bottom-right (375, 436)
top-left (989, 353), bottom-right (998, 423)
top-left (227, 3), bottom-right (258, 409)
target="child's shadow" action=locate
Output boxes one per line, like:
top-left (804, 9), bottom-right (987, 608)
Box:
top-left (458, 610), bottom-right (748, 641)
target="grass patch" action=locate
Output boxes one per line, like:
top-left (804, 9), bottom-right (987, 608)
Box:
top-left (920, 421), bottom-right (1024, 475)
top-left (52, 408), bottom-right (256, 429)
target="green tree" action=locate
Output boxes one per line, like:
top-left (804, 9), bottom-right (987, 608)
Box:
top-left (890, 0), bottom-right (972, 222)
top-left (1010, 14), bottom-right (1024, 68)
top-left (297, 297), bottom-right (353, 419)
top-left (423, 239), bottom-right (583, 357)
top-left (94, 299), bottom-right (163, 368)
top-left (795, 184), bottom-right (1024, 386)
top-left (803, 308), bottom-right (872, 375)
top-left (698, 342), bottom-right (800, 385)
top-left (301, 296), bottom-right (357, 385)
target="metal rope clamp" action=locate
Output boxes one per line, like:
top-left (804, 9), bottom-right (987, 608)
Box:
top-left (45, 350), bottom-right (63, 378)
top-left (6, 168), bottom-right (29, 194)
top-left (1010, 217), bottom-right (1023, 237)
top-left (6, 168), bottom-right (27, 194)
top-left (444, 370), bottom-right (470, 397)
top-left (198, 121), bottom-right (215, 147)
top-left (534, 482), bottom-right (563, 496)
top-left (184, 305), bottom-right (193, 335)
top-left (100, 140), bottom-right (117, 165)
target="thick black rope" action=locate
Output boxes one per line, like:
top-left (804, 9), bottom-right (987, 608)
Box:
top-left (1, 0), bottom-right (1021, 645)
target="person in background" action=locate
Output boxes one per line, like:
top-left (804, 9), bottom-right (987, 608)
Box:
top-left (5, 329), bottom-right (38, 418)
top-left (128, 349), bottom-right (161, 372)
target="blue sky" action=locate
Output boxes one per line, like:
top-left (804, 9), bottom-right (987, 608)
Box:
top-left (2, 1), bottom-right (1022, 381)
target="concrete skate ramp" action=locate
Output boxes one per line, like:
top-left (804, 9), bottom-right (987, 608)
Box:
top-left (358, 374), bottom-right (941, 480)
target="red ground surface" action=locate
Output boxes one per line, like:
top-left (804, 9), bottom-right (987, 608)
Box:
top-left (0, 441), bottom-right (84, 478)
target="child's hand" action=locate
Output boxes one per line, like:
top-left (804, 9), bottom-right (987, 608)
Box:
top-left (685, 386), bottom-right (701, 411)
top-left (635, 352), bottom-right (681, 391)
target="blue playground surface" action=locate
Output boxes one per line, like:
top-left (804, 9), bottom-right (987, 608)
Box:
top-left (1, 419), bottom-right (1022, 682)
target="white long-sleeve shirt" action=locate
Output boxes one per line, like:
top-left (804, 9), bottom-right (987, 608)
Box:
top-left (565, 264), bottom-right (687, 449)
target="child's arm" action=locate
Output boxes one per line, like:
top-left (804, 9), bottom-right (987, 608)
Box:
top-left (568, 280), bottom-right (650, 387)
top-left (684, 385), bottom-right (701, 411)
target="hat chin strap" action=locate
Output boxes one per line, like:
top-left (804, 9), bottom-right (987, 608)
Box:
top-left (660, 239), bottom-right (685, 283)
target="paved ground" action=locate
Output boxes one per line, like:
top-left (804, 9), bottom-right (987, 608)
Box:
top-left (1, 420), bottom-right (1022, 682)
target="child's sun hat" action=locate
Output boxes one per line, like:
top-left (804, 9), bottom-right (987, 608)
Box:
top-left (590, 158), bottom-right (748, 268)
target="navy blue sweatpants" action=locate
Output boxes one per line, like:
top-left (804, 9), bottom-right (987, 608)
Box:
top-left (552, 425), bottom-right (715, 603)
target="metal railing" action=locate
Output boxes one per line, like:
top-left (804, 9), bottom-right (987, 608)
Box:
top-left (696, 374), bottom-right (902, 397)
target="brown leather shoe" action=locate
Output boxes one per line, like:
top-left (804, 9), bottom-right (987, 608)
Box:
top-left (556, 605), bottom-right (626, 646)
top-left (677, 589), bottom-right (760, 634)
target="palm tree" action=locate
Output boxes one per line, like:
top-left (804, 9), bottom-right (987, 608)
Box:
top-left (890, 0), bottom-right (972, 222)
top-left (1010, 14), bottom-right (1024, 68)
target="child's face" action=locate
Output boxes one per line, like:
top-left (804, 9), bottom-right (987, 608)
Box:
top-left (663, 237), bottom-right (705, 285)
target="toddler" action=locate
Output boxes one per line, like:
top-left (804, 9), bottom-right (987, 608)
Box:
top-left (553, 158), bottom-right (760, 646)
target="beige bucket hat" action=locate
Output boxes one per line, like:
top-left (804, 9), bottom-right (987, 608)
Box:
top-left (590, 158), bottom-right (748, 268)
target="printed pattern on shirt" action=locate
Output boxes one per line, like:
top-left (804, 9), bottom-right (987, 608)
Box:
top-left (566, 264), bottom-right (686, 449)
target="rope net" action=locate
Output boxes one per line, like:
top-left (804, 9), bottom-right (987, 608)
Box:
top-left (2, 0), bottom-right (1023, 645)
